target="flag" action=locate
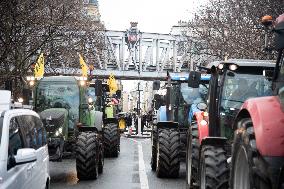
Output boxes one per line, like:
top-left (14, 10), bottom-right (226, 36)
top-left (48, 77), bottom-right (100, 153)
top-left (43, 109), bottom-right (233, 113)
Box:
top-left (79, 54), bottom-right (88, 77)
top-left (34, 53), bottom-right (44, 78)
top-left (107, 73), bottom-right (118, 95)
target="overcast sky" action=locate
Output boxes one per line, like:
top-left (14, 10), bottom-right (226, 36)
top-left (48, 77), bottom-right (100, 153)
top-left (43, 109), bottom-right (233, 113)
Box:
top-left (99, 0), bottom-right (203, 92)
top-left (99, 0), bottom-right (200, 34)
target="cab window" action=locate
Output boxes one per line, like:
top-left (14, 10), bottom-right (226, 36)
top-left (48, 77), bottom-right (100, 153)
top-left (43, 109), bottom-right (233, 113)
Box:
top-left (17, 115), bottom-right (46, 149)
top-left (7, 118), bottom-right (24, 170)
top-left (33, 116), bottom-right (47, 146)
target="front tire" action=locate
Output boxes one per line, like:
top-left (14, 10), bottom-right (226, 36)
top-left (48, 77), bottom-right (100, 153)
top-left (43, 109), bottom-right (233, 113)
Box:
top-left (199, 145), bottom-right (229, 189)
top-left (186, 123), bottom-right (199, 188)
top-left (156, 128), bottom-right (180, 178)
top-left (103, 123), bottom-right (120, 157)
top-left (230, 118), bottom-right (271, 189)
top-left (76, 132), bottom-right (99, 180)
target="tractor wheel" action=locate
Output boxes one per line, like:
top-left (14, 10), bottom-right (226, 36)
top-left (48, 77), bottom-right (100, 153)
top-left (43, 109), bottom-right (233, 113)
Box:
top-left (156, 128), bottom-right (180, 178)
top-left (151, 127), bottom-right (158, 171)
top-left (199, 145), bottom-right (229, 189)
top-left (98, 148), bottom-right (104, 174)
top-left (76, 132), bottom-right (99, 180)
top-left (103, 123), bottom-right (120, 157)
top-left (230, 118), bottom-right (271, 189)
top-left (186, 123), bottom-right (199, 188)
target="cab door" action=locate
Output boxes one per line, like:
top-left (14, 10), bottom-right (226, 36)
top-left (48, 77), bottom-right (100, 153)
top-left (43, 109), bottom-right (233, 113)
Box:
top-left (4, 117), bottom-right (31, 189)
top-left (17, 115), bottom-right (43, 189)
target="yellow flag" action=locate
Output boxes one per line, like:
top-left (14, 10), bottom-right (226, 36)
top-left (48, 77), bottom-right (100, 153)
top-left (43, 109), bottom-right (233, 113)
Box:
top-left (79, 54), bottom-right (88, 77)
top-left (107, 73), bottom-right (118, 95)
top-left (34, 53), bottom-right (44, 78)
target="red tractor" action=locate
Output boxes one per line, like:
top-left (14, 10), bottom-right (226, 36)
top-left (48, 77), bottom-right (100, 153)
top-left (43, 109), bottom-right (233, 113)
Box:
top-left (186, 59), bottom-right (275, 189)
top-left (230, 14), bottom-right (284, 189)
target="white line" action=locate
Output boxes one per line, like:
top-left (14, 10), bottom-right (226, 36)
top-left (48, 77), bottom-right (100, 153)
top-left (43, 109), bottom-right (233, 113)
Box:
top-left (138, 143), bottom-right (149, 189)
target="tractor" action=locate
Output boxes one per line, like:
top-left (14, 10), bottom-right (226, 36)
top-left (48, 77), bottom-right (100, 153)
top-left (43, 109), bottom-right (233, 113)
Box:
top-left (230, 15), bottom-right (284, 189)
top-left (33, 76), bottom-right (104, 180)
top-left (150, 73), bottom-right (210, 178)
top-left (92, 80), bottom-right (121, 157)
top-left (186, 58), bottom-right (276, 188)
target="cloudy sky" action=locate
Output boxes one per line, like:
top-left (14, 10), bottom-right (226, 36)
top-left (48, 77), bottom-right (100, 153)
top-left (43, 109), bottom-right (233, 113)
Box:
top-left (99, 0), bottom-right (200, 34)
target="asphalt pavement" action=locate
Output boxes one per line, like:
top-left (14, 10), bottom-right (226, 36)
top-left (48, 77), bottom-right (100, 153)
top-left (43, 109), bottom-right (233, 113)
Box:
top-left (50, 136), bottom-right (186, 189)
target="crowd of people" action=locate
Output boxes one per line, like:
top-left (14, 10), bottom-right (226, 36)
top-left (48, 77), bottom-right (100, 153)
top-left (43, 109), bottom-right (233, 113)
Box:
top-left (120, 110), bottom-right (153, 135)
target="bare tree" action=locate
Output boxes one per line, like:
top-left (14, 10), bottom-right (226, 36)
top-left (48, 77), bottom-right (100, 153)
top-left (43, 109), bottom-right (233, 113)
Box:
top-left (187, 0), bottom-right (284, 66)
top-left (0, 0), bottom-right (105, 97)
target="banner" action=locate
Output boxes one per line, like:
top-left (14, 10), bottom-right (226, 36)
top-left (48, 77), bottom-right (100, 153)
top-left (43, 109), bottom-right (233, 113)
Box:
top-left (79, 54), bottom-right (88, 77)
top-left (34, 53), bottom-right (44, 78)
top-left (107, 73), bottom-right (118, 95)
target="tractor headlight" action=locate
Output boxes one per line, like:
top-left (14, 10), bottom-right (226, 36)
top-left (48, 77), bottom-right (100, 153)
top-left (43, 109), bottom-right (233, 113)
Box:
top-left (200, 120), bottom-right (207, 127)
top-left (80, 80), bottom-right (86, 86)
top-left (55, 128), bottom-right (63, 136)
top-left (29, 80), bottom-right (35, 86)
top-left (218, 63), bottom-right (224, 70)
top-left (229, 64), bottom-right (238, 71)
top-left (88, 97), bottom-right (93, 104)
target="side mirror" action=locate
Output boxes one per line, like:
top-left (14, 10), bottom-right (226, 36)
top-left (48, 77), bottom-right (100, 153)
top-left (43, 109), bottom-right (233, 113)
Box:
top-left (15, 148), bottom-right (37, 165)
top-left (153, 80), bottom-right (160, 90)
top-left (154, 94), bottom-right (162, 110)
top-left (279, 86), bottom-right (284, 110)
top-left (116, 90), bottom-right (121, 99)
top-left (165, 87), bottom-right (171, 107)
top-left (197, 102), bottom-right (207, 111)
top-left (188, 71), bottom-right (201, 88)
top-left (95, 80), bottom-right (103, 96)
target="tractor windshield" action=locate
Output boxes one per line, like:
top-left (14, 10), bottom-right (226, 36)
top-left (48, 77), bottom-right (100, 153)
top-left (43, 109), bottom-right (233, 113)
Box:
top-left (221, 73), bottom-right (272, 110)
top-left (180, 83), bottom-right (208, 105)
top-left (36, 82), bottom-right (80, 120)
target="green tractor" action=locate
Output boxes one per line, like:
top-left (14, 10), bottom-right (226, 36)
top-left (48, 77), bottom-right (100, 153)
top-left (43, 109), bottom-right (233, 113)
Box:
top-left (34, 76), bottom-right (104, 180)
top-left (92, 80), bottom-right (121, 157)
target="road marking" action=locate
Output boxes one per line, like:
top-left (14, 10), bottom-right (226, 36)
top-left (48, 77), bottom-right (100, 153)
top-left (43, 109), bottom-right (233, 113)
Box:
top-left (138, 143), bottom-right (149, 189)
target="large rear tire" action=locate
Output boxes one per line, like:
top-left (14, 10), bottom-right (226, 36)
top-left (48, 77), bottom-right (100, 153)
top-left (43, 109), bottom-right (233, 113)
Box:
top-left (230, 118), bottom-right (271, 189)
top-left (199, 145), bottom-right (229, 189)
top-left (76, 132), bottom-right (99, 180)
top-left (186, 123), bottom-right (199, 188)
top-left (156, 128), bottom-right (180, 178)
top-left (103, 123), bottom-right (120, 157)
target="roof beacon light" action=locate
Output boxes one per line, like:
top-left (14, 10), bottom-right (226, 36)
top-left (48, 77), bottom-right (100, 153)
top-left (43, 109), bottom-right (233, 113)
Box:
top-left (261, 15), bottom-right (273, 27)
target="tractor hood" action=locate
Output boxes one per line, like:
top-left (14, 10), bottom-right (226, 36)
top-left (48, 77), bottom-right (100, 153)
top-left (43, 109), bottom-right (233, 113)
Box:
top-left (40, 108), bottom-right (68, 133)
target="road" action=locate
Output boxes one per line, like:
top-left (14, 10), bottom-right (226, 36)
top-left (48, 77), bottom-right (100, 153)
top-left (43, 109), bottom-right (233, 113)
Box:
top-left (50, 136), bottom-right (186, 189)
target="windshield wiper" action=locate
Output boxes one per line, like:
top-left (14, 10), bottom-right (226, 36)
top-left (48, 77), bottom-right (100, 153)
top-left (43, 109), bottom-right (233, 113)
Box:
top-left (222, 99), bottom-right (244, 103)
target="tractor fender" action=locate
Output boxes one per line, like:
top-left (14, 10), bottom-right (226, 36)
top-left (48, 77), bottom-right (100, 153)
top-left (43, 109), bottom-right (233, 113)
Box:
top-left (237, 96), bottom-right (284, 156)
top-left (93, 111), bottom-right (103, 132)
top-left (194, 111), bottom-right (209, 144)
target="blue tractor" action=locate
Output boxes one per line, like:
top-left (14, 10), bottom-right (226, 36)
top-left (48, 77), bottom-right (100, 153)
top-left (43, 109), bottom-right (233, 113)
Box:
top-left (150, 72), bottom-right (210, 178)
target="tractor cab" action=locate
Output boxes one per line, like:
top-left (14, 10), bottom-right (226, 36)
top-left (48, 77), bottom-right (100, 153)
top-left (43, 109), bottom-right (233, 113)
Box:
top-left (189, 59), bottom-right (275, 139)
top-left (154, 73), bottom-right (210, 127)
